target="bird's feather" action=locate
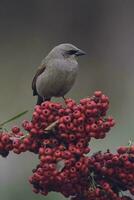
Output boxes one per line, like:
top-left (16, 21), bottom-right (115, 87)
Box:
top-left (32, 63), bottom-right (46, 96)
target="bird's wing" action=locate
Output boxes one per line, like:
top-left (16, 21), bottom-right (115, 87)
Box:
top-left (32, 63), bottom-right (46, 96)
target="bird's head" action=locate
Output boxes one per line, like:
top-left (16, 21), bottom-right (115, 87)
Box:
top-left (45, 43), bottom-right (86, 61)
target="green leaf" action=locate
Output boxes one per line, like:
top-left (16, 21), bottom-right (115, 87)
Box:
top-left (0, 110), bottom-right (28, 127)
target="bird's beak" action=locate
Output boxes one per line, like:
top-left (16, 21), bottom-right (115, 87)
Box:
top-left (75, 49), bottom-right (86, 56)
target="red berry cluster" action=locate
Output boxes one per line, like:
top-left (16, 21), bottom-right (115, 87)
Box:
top-left (0, 91), bottom-right (133, 199)
top-left (26, 91), bottom-right (114, 197)
top-left (85, 146), bottom-right (134, 200)
top-left (0, 132), bottom-right (12, 157)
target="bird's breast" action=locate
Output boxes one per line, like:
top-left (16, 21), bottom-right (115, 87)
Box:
top-left (36, 58), bottom-right (78, 98)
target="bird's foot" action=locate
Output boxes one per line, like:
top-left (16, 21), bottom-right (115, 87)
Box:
top-left (62, 96), bottom-right (67, 102)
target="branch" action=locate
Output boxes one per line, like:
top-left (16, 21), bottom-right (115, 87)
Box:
top-left (45, 120), bottom-right (59, 131)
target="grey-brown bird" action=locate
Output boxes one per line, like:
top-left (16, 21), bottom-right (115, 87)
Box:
top-left (32, 43), bottom-right (85, 105)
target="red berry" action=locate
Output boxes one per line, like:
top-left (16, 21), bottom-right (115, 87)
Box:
top-left (94, 91), bottom-right (102, 97)
top-left (12, 126), bottom-right (20, 134)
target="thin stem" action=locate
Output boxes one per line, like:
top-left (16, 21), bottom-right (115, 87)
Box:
top-left (45, 120), bottom-right (59, 131)
top-left (0, 110), bottom-right (28, 127)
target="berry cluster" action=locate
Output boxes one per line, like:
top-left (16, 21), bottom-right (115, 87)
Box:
top-left (0, 91), bottom-right (133, 200)
top-left (86, 147), bottom-right (134, 200)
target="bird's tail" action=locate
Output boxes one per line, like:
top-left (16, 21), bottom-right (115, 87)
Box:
top-left (37, 95), bottom-right (51, 105)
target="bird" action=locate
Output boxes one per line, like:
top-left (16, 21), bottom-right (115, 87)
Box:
top-left (32, 43), bottom-right (86, 105)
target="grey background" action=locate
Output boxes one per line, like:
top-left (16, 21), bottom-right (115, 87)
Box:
top-left (0, 0), bottom-right (134, 199)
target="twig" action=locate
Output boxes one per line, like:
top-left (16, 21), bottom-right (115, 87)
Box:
top-left (7, 120), bottom-right (59, 142)
top-left (45, 120), bottom-right (59, 131)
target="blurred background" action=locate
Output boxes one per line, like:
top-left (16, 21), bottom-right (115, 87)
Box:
top-left (0, 0), bottom-right (134, 199)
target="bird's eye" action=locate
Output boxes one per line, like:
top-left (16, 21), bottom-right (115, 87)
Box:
top-left (67, 50), bottom-right (78, 55)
